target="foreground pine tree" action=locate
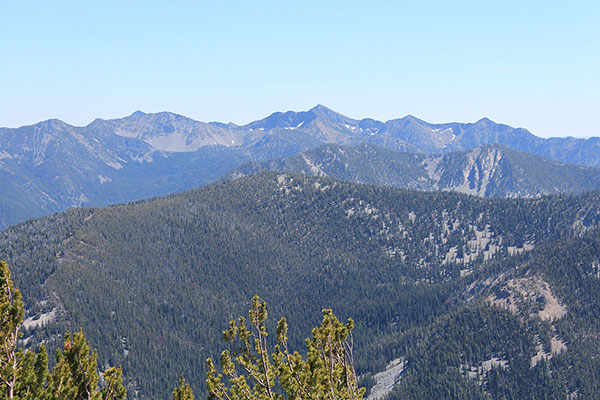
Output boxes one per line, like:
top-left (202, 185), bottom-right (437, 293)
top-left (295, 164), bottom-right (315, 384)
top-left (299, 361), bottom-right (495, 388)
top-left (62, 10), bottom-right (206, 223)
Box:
top-left (14, 343), bottom-right (48, 399)
top-left (0, 260), bottom-right (127, 399)
top-left (206, 295), bottom-right (365, 400)
top-left (173, 375), bottom-right (194, 400)
top-left (102, 367), bottom-right (128, 400)
top-left (0, 260), bottom-right (25, 398)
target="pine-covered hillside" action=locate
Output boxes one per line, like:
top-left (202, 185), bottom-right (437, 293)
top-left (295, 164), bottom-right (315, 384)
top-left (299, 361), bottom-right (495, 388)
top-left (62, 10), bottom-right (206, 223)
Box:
top-left (2, 173), bottom-right (600, 399)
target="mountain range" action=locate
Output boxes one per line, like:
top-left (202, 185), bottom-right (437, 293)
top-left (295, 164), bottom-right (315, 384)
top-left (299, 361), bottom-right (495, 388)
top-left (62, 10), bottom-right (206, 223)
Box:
top-left (1, 105), bottom-right (600, 229)
top-left (3, 105), bottom-right (600, 399)
top-left (3, 172), bottom-right (600, 399)
top-left (2, 105), bottom-right (600, 229)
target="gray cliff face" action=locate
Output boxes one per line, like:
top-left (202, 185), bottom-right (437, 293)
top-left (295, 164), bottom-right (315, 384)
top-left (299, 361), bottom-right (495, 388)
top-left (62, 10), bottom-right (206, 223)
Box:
top-left (1, 105), bottom-right (600, 228)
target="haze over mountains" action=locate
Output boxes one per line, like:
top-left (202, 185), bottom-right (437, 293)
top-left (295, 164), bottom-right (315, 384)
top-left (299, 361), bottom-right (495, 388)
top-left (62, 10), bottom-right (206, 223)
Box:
top-left (2, 105), bottom-right (600, 229)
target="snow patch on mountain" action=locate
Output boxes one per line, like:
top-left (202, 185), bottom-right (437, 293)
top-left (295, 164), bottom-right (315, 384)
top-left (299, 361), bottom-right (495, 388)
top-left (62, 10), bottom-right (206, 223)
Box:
top-left (106, 161), bottom-right (123, 170)
top-left (0, 150), bottom-right (13, 160)
top-left (98, 175), bottom-right (112, 184)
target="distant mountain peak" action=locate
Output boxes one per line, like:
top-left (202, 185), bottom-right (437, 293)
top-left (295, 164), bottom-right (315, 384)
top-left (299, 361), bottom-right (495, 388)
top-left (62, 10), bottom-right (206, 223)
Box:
top-left (120, 111), bottom-right (197, 125)
top-left (245, 108), bottom-right (316, 130)
top-left (131, 110), bottom-right (146, 117)
top-left (310, 104), bottom-right (345, 118)
top-left (401, 115), bottom-right (427, 124)
top-left (475, 117), bottom-right (494, 125)
top-left (308, 104), bottom-right (357, 126)
top-left (310, 104), bottom-right (335, 113)
top-left (35, 118), bottom-right (70, 130)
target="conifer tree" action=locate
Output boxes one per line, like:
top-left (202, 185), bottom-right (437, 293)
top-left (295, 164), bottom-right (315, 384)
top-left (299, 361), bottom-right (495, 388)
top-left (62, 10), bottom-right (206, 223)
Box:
top-left (47, 348), bottom-right (78, 400)
top-left (173, 374), bottom-right (194, 400)
top-left (206, 295), bottom-right (365, 400)
top-left (48, 332), bottom-right (127, 400)
top-left (54, 329), bottom-right (101, 400)
top-left (0, 260), bottom-right (25, 398)
top-left (14, 343), bottom-right (49, 400)
top-left (102, 366), bottom-right (127, 400)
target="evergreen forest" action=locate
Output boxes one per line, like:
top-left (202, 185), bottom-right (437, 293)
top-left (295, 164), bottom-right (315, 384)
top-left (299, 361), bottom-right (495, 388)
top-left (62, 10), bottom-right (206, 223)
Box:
top-left (2, 172), bottom-right (600, 399)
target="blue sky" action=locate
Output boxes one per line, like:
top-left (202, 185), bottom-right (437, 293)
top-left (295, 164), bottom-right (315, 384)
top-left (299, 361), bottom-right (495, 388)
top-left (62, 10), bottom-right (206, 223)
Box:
top-left (1, 1), bottom-right (598, 137)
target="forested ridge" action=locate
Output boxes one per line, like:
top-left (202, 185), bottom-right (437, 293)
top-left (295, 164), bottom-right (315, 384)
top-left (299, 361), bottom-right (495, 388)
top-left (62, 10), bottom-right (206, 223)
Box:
top-left (385, 227), bottom-right (600, 399)
top-left (227, 143), bottom-right (600, 198)
top-left (2, 172), bottom-right (600, 398)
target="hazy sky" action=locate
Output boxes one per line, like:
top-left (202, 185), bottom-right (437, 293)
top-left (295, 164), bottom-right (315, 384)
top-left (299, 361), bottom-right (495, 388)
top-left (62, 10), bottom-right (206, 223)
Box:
top-left (1, 1), bottom-right (598, 137)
